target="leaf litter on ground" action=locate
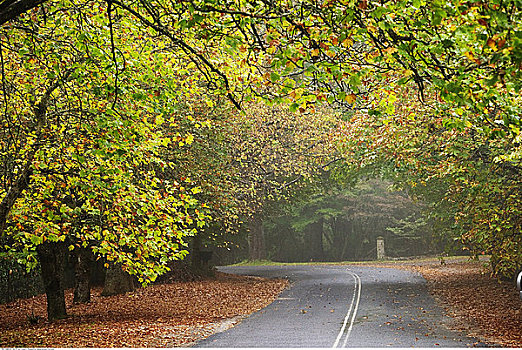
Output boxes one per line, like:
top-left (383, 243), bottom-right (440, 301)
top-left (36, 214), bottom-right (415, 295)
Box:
top-left (2, 259), bottom-right (521, 347)
top-left (415, 262), bottom-right (522, 347)
top-left (0, 272), bottom-right (288, 347)
top-left (372, 259), bottom-right (522, 347)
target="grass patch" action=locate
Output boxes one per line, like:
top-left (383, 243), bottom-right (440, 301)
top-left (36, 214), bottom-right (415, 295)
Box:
top-left (229, 255), bottom-right (489, 267)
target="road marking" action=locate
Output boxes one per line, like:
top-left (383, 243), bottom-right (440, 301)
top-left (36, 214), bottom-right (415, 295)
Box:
top-left (341, 272), bottom-right (361, 347)
top-left (332, 271), bottom-right (361, 348)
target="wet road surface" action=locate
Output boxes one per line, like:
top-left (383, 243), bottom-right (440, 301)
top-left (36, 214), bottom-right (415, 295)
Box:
top-left (194, 265), bottom-right (483, 348)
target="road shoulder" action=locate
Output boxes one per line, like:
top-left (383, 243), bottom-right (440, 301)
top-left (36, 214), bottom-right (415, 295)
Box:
top-left (372, 259), bottom-right (521, 347)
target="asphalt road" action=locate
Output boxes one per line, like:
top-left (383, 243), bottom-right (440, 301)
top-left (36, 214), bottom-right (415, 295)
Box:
top-left (194, 265), bottom-right (484, 348)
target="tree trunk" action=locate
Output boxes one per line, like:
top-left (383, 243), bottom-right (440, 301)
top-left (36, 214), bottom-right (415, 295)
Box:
top-left (190, 233), bottom-right (213, 275)
top-left (73, 247), bottom-right (92, 303)
top-left (340, 220), bottom-right (353, 261)
top-left (191, 233), bottom-right (202, 271)
top-left (248, 213), bottom-right (266, 261)
top-left (101, 263), bottom-right (136, 296)
top-left (308, 217), bottom-right (324, 261)
top-left (36, 242), bottom-right (67, 321)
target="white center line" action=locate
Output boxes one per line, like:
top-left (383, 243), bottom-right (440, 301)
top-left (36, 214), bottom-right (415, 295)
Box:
top-left (341, 272), bottom-right (361, 347)
top-left (332, 271), bottom-right (362, 348)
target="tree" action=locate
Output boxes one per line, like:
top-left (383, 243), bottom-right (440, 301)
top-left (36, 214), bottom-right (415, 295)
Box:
top-left (1, 1), bottom-right (208, 319)
top-left (337, 81), bottom-right (522, 277)
top-left (224, 103), bottom-right (341, 260)
top-left (3, 0), bottom-right (522, 310)
top-left (264, 177), bottom-right (436, 262)
top-left (0, 0), bottom-right (47, 26)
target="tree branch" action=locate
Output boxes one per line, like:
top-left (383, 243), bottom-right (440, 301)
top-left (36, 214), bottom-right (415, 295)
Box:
top-left (0, 0), bottom-right (47, 26)
top-left (0, 68), bottom-right (75, 235)
top-left (110, 0), bottom-right (242, 110)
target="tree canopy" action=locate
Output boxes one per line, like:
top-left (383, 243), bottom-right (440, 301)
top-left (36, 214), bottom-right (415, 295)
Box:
top-left (2, 0), bottom-right (522, 321)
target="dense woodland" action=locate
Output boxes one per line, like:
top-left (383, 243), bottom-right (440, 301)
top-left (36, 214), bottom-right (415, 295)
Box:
top-left (1, 0), bottom-right (522, 321)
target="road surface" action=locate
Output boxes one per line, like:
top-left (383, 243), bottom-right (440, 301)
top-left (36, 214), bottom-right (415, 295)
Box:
top-left (195, 265), bottom-right (484, 347)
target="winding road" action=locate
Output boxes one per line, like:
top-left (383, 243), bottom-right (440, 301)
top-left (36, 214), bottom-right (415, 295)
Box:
top-left (195, 265), bottom-right (483, 348)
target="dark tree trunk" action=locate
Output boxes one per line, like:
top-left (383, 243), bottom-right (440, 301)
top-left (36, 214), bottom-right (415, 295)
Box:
top-left (340, 220), bottom-right (353, 261)
top-left (73, 247), bottom-right (92, 303)
top-left (331, 218), bottom-right (342, 261)
top-left (190, 234), bottom-right (213, 275)
top-left (36, 242), bottom-right (67, 321)
top-left (308, 217), bottom-right (324, 261)
top-left (191, 233), bottom-right (203, 271)
top-left (90, 258), bottom-right (107, 286)
top-left (248, 213), bottom-right (266, 261)
top-left (101, 263), bottom-right (136, 296)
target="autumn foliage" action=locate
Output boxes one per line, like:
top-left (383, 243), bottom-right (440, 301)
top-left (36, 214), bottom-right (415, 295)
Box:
top-left (1, 0), bottom-right (522, 325)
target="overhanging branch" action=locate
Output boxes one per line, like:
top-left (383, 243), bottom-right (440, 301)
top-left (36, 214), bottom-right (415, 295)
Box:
top-left (110, 0), bottom-right (242, 110)
top-left (0, 0), bottom-right (47, 26)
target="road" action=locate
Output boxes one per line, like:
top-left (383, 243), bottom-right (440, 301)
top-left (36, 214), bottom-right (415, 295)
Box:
top-left (194, 265), bottom-right (484, 348)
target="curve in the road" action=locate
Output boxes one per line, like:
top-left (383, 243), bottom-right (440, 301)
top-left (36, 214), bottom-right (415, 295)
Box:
top-left (333, 271), bottom-right (361, 348)
top-left (194, 264), bottom-right (483, 348)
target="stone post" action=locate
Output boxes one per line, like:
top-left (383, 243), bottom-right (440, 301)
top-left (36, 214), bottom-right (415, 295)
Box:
top-left (376, 236), bottom-right (386, 260)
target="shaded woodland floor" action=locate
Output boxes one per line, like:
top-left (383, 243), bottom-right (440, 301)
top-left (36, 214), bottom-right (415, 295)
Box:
top-left (0, 272), bottom-right (288, 347)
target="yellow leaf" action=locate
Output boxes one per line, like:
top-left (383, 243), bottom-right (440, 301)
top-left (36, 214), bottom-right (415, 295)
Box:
top-left (464, 51), bottom-right (481, 64)
top-left (487, 38), bottom-right (498, 51)
top-left (295, 88), bottom-right (304, 100)
top-left (345, 93), bottom-right (356, 104)
top-left (342, 38), bottom-right (353, 47)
